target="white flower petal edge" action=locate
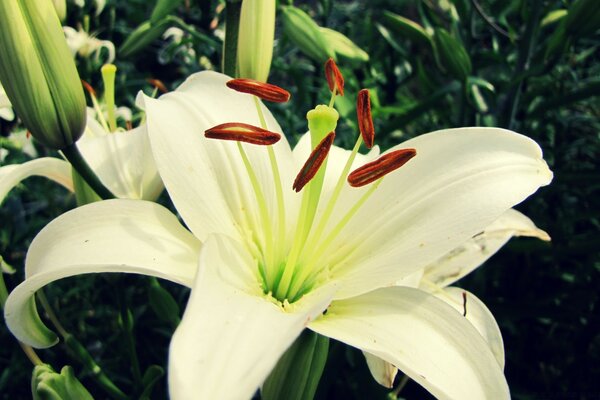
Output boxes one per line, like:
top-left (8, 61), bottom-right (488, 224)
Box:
top-left (363, 352), bottom-right (398, 388)
top-left (3, 199), bottom-right (200, 348)
top-left (169, 234), bottom-right (336, 400)
top-left (433, 287), bottom-right (506, 369)
top-left (141, 71), bottom-right (295, 242)
top-left (309, 287), bottom-right (509, 400)
top-left (330, 128), bottom-right (552, 298)
top-left (0, 158), bottom-right (73, 204)
top-left (423, 208), bottom-right (550, 288)
top-left (77, 123), bottom-right (163, 200)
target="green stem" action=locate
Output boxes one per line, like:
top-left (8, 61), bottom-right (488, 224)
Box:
top-left (61, 143), bottom-right (115, 200)
top-left (223, 0), bottom-right (242, 77)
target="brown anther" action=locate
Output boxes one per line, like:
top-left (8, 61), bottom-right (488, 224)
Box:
top-left (126, 120), bottom-right (133, 131)
top-left (147, 78), bottom-right (169, 94)
top-left (347, 148), bottom-right (416, 187)
top-left (26, 131), bottom-right (32, 139)
top-left (205, 122), bottom-right (281, 145)
top-left (81, 80), bottom-right (97, 98)
top-left (357, 89), bottom-right (374, 148)
top-left (325, 58), bottom-right (344, 96)
top-left (293, 132), bottom-right (336, 192)
top-left (226, 79), bottom-right (291, 103)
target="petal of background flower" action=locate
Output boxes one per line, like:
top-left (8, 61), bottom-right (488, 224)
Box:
top-left (309, 286), bottom-right (509, 400)
top-left (363, 352), bottom-right (398, 388)
top-left (3, 199), bottom-right (200, 348)
top-left (0, 158), bottom-right (73, 204)
top-left (77, 124), bottom-right (163, 200)
top-left (142, 71), bottom-right (297, 244)
top-left (423, 208), bottom-right (550, 287)
top-left (169, 234), bottom-right (335, 400)
top-left (327, 128), bottom-right (553, 299)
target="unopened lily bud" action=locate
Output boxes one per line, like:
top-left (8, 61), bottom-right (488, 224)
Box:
top-left (432, 28), bottom-right (472, 82)
top-left (32, 364), bottom-right (94, 400)
top-left (0, 0), bottom-right (87, 150)
top-left (319, 28), bottom-right (369, 64)
top-left (281, 6), bottom-right (336, 63)
top-left (307, 105), bottom-right (339, 146)
top-left (237, 0), bottom-right (275, 82)
top-left (51, 0), bottom-right (67, 22)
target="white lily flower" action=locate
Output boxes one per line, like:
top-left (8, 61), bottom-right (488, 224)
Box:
top-left (365, 208), bottom-right (551, 387)
top-left (0, 82), bottom-right (14, 121)
top-left (63, 26), bottom-right (115, 64)
top-left (4, 71), bottom-right (552, 399)
top-left (0, 113), bottom-right (162, 205)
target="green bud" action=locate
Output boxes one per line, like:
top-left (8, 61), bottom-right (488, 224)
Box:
top-left (237, 0), bottom-right (276, 82)
top-left (306, 105), bottom-right (339, 147)
top-left (541, 9), bottom-right (567, 27)
top-left (0, 0), bottom-right (87, 150)
top-left (432, 28), bottom-right (472, 82)
top-left (262, 331), bottom-right (329, 400)
top-left (382, 11), bottom-right (432, 45)
top-left (119, 19), bottom-right (171, 58)
top-left (32, 364), bottom-right (94, 400)
top-left (281, 6), bottom-right (336, 63)
top-left (319, 28), bottom-right (369, 64)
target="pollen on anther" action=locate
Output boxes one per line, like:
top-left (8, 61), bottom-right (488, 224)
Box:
top-left (347, 148), bottom-right (416, 187)
top-left (325, 58), bottom-right (345, 96)
top-left (81, 80), bottom-right (97, 98)
top-left (293, 132), bottom-right (336, 192)
top-left (357, 89), bottom-right (374, 148)
top-left (147, 78), bottom-right (169, 94)
top-left (226, 79), bottom-right (291, 103)
top-left (205, 122), bottom-right (281, 145)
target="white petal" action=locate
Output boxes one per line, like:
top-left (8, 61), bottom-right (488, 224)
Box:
top-left (432, 287), bottom-right (505, 369)
top-left (142, 71), bottom-right (297, 243)
top-left (328, 128), bottom-right (552, 298)
top-left (3, 199), bottom-right (200, 348)
top-left (0, 158), bottom-right (73, 204)
top-left (363, 351), bottom-right (398, 388)
top-left (77, 125), bottom-right (163, 200)
top-left (309, 287), bottom-right (509, 400)
top-left (169, 234), bottom-right (335, 400)
top-left (424, 208), bottom-right (550, 287)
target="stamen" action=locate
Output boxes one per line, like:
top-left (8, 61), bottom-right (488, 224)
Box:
top-left (347, 149), bottom-right (416, 187)
top-left (226, 79), bottom-right (291, 103)
top-left (147, 78), bottom-right (169, 94)
top-left (293, 132), bottom-right (335, 192)
top-left (357, 89), bottom-right (374, 148)
top-left (81, 79), bottom-right (110, 132)
top-left (205, 122), bottom-right (281, 145)
top-left (325, 58), bottom-right (344, 96)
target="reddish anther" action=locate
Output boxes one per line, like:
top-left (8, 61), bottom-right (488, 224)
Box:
top-left (226, 79), bottom-right (291, 103)
top-left (325, 58), bottom-right (344, 96)
top-left (357, 89), bottom-right (374, 148)
top-left (293, 132), bottom-right (336, 192)
top-left (81, 80), bottom-right (97, 98)
top-left (147, 78), bottom-right (169, 94)
top-left (205, 122), bottom-right (281, 145)
top-left (347, 148), bottom-right (416, 187)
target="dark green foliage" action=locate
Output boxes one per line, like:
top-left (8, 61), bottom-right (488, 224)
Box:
top-left (1, 0), bottom-right (598, 399)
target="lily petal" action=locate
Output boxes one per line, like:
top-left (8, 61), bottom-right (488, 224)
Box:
top-left (423, 208), bottom-right (550, 287)
top-left (3, 199), bottom-right (200, 348)
top-left (363, 352), bottom-right (398, 388)
top-left (77, 124), bottom-right (163, 200)
top-left (0, 158), bottom-right (73, 204)
top-left (432, 287), bottom-right (505, 369)
top-left (169, 234), bottom-right (335, 400)
top-left (328, 128), bottom-right (552, 298)
top-left (142, 71), bottom-right (297, 243)
top-left (309, 286), bottom-right (509, 400)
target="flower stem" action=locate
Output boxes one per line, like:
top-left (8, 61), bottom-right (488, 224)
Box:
top-left (61, 143), bottom-right (115, 200)
top-left (223, 0), bottom-right (242, 77)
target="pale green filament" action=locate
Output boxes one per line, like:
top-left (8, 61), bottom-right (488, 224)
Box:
top-left (236, 141), bottom-right (275, 284)
top-left (86, 87), bottom-right (110, 133)
top-left (328, 83), bottom-right (337, 108)
top-left (288, 179), bottom-right (383, 299)
top-left (253, 96), bottom-right (286, 262)
top-left (101, 64), bottom-right (117, 132)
